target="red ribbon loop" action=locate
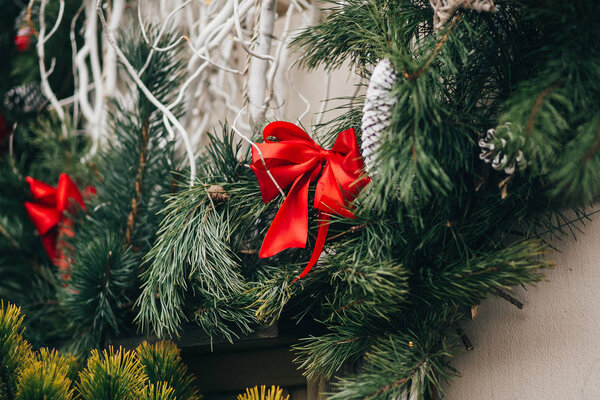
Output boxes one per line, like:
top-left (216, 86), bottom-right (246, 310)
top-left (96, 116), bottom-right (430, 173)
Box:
top-left (250, 121), bottom-right (369, 279)
top-left (24, 173), bottom-right (90, 268)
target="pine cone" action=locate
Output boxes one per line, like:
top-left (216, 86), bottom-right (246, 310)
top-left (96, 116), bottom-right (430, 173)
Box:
top-left (3, 83), bottom-right (47, 117)
top-left (361, 59), bottom-right (398, 175)
top-left (207, 185), bottom-right (229, 203)
top-left (479, 127), bottom-right (526, 175)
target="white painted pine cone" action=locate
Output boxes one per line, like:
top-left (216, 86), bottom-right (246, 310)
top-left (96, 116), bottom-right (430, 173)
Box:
top-left (361, 59), bottom-right (398, 174)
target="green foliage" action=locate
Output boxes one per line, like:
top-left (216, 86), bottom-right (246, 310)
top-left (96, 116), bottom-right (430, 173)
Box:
top-left (17, 348), bottom-right (76, 400)
top-left (0, 0), bottom-right (21, 95)
top-left (62, 25), bottom-right (186, 352)
top-left (328, 310), bottom-right (460, 400)
top-left (137, 128), bottom-right (266, 342)
top-left (0, 0), bottom-right (90, 349)
top-left (4, 0), bottom-right (84, 100)
top-left (136, 341), bottom-right (200, 400)
top-left (140, 382), bottom-right (178, 400)
top-left (0, 301), bottom-right (33, 398)
top-left (62, 234), bottom-right (139, 349)
top-left (78, 347), bottom-right (146, 400)
top-left (0, 301), bottom-right (199, 400)
top-left (285, 1), bottom-right (600, 397)
top-left (0, 117), bottom-right (90, 347)
top-left (1, 0), bottom-right (597, 399)
top-left (75, 345), bottom-right (199, 400)
top-left (137, 1), bottom-right (600, 399)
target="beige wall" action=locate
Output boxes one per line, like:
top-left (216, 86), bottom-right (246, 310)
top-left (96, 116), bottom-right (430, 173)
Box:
top-left (445, 215), bottom-right (600, 399)
top-left (286, 66), bottom-right (362, 129)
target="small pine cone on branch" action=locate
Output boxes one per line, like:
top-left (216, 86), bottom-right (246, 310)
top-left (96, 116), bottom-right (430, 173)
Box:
top-left (207, 185), bottom-right (229, 203)
top-left (479, 126), bottom-right (526, 175)
top-left (361, 58), bottom-right (398, 175)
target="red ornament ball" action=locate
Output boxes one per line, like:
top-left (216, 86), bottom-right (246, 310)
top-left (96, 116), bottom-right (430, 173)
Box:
top-left (15, 26), bottom-right (33, 52)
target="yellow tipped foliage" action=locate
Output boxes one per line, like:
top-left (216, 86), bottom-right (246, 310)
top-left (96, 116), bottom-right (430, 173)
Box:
top-left (237, 385), bottom-right (290, 400)
top-left (0, 301), bottom-right (34, 397)
top-left (17, 348), bottom-right (76, 400)
top-left (0, 302), bottom-right (200, 400)
top-left (77, 347), bottom-right (146, 400)
top-left (136, 341), bottom-right (201, 400)
top-left (140, 382), bottom-right (177, 400)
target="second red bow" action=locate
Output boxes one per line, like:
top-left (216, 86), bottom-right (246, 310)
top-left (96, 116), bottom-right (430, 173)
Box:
top-left (250, 121), bottom-right (370, 280)
top-left (24, 173), bottom-right (93, 273)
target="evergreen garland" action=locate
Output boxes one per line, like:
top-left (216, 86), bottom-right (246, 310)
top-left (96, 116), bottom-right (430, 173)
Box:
top-left (0, 0), bottom-right (598, 398)
top-left (137, 1), bottom-right (600, 398)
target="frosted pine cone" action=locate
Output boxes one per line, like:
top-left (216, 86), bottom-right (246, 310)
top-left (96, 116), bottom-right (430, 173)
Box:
top-left (429, 0), bottom-right (495, 31)
top-left (479, 127), bottom-right (526, 175)
top-left (361, 59), bottom-right (398, 175)
top-left (3, 83), bottom-right (47, 116)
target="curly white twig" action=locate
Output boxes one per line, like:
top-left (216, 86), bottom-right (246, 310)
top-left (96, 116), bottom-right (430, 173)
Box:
top-left (37, 0), bottom-right (67, 135)
top-left (233, 106), bottom-right (285, 197)
top-left (96, 0), bottom-right (196, 185)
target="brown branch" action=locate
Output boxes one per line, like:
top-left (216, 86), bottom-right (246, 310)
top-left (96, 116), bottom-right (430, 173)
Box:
top-left (26, 1), bottom-right (39, 36)
top-left (328, 223), bottom-right (370, 241)
top-left (344, 268), bottom-right (368, 277)
top-left (364, 377), bottom-right (409, 400)
top-left (494, 288), bottom-right (523, 309)
top-left (582, 119), bottom-right (600, 166)
top-left (455, 326), bottom-right (473, 351)
top-left (499, 175), bottom-right (512, 200)
top-left (239, 249), bottom-right (259, 254)
top-left (87, 161), bottom-right (104, 183)
top-left (404, 16), bottom-right (460, 81)
top-left (194, 307), bottom-right (209, 315)
top-left (525, 83), bottom-right (562, 136)
top-left (337, 299), bottom-right (364, 313)
top-left (363, 360), bottom-right (427, 400)
top-left (337, 336), bottom-right (360, 345)
top-left (0, 222), bottom-right (19, 249)
top-left (125, 119), bottom-right (150, 245)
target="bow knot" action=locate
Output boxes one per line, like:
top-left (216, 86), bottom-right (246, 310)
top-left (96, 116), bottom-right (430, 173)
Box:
top-left (318, 149), bottom-right (332, 162)
top-left (250, 121), bottom-right (369, 279)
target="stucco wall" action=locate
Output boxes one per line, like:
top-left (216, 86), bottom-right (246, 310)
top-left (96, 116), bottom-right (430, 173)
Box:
top-left (444, 214), bottom-right (600, 399)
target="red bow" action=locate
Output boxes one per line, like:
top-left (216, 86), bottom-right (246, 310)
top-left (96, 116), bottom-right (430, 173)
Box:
top-left (250, 121), bottom-right (370, 279)
top-left (24, 174), bottom-right (93, 271)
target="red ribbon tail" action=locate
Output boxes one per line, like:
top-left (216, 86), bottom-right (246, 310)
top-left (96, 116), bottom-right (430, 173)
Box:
top-left (294, 213), bottom-right (331, 282)
top-left (40, 233), bottom-right (57, 263)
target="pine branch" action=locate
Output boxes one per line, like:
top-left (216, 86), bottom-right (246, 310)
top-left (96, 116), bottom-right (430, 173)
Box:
top-left (582, 119), bottom-right (600, 166)
top-left (525, 83), bottom-right (563, 136)
top-left (62, 25), bottom-right (186, 351)
top-left (125, 119), bottom-right (150, 246)
top-left (404, 15), bottom-right (460, 80)
top-left (494, 288), bottom-right (524, 309)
